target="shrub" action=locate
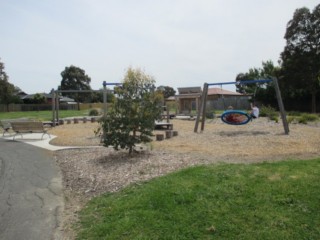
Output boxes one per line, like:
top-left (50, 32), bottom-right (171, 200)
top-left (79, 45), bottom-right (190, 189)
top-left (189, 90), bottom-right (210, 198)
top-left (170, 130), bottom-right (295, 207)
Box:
top-left (298, 116), bottom-right (308, 124)
top-left (89, 109), bottom-right (99, 116)
top-left (286, 116), bottom-right (297, 124)
top-left (288, 111), bottom-right (302, 116)
top-left (260, 105), bottom-right (278, 121)
top-left (270, 115), bottom-right (279, 123)
top-left (301, 113), bottom-right (319, 122)
top-left (206, 111), bottom-right (215, 119)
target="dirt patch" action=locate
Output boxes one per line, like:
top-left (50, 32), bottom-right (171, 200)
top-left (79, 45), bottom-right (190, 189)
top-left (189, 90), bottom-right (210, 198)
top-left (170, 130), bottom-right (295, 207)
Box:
top-left (49, 118), bottom-right (320, 239)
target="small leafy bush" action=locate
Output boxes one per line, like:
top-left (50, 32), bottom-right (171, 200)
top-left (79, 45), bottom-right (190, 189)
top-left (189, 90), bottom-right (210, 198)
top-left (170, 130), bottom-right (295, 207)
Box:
top-left (89, 109), bottom-right (100, 116)
top-left (287, 116), bottom-right (297, 124)
top-left (298, 117), bottom-right (308, 124)
top-left (288, 111), bottom-right (302, 116)
top-left (301, 113), bottom-right (319, 122)
top-left (270, 115), bottom-right (279, 123)
top-left (206, 111), bottom-right (215, 119)
top-left (260, 105), bottom-right (278, 121)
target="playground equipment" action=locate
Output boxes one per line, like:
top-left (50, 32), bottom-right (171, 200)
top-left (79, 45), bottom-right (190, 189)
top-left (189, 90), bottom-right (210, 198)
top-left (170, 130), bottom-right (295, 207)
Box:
top-left (51, 81), bottom-right (121, 126)
top-left (194, 78), bottom-right (290, 134)
top-left (220, 110), bottom-right (252, 125)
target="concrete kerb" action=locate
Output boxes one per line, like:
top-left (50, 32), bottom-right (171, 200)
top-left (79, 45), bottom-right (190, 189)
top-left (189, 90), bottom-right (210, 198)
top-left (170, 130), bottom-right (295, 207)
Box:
top-left (0, 133), bottom-right (99, 151)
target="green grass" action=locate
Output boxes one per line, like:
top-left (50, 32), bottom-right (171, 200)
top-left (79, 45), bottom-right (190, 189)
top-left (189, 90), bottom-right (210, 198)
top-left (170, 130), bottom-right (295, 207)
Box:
top-left (0, 110), bottom-right (90, 121)
top-left (77, 158), bottom-right (320, 239)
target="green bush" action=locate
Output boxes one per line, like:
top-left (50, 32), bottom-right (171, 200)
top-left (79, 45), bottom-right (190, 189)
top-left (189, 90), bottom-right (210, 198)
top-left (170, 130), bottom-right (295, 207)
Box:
top-left (206, 111), bottom-right (215, 119)
top-left (298, 117), bottom-right (308, 124)
top-left (260, 105), bottom-right (278, 121)
top-left (270, 115), bottom-right (279, 123)
top-left (301, 113), bottom-right (319, 122)
top-left (287, 114), bottom-right (319, 125)
top-left (89, 109), bottom-right (100, 116)
top-left (286, 116), bottom-right (297, 124)
top-left (288, 111), bottom-right (302, 116)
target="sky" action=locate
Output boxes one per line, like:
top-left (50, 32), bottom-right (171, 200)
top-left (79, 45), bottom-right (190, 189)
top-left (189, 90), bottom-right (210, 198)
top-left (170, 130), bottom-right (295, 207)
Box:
top-left (1, 0), bottom-right (319, 94)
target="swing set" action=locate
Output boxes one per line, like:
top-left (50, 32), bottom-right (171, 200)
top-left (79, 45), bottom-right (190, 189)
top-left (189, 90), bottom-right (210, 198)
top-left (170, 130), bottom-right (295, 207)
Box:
top-left (50, 81), bottom-right (121, 126)
top-left (194, 78), bottom-right (290, 134)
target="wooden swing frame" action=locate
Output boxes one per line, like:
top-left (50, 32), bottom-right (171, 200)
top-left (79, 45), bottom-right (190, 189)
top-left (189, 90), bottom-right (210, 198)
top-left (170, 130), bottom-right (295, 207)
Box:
top-left (194, 78), bottom-right (290, 135)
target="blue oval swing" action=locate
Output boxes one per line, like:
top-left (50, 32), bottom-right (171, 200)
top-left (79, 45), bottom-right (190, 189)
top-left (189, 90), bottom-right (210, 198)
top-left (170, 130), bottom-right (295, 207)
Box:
top-left (221, 110), bottom-right (251, 125)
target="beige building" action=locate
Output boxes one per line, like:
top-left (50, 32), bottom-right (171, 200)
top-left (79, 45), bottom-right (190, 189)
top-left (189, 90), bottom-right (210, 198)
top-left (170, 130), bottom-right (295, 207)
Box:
top-left (175, 87), bottom-right (250, 114)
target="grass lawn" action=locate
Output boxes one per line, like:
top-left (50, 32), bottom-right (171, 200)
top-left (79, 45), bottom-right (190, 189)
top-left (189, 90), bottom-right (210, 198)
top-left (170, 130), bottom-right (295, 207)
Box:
top-left (0, 110), bottom-right (90, 121)
top-left (77, 158), bottom-right (320, 239)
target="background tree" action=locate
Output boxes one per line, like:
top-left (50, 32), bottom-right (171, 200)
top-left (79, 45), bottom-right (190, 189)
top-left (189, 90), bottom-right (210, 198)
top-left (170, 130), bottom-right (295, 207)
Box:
top-left (157, 85), bottom-right (176, 99)
top-left (235, 61), bottom-right (280, 107)
top-left (23, 93), bottom-right (46, 104)
top-left (100, 67), bottom-right (163, 154)
top-left (59, 65), bottom-right (92, 103)
top-left (91, 88), bottom-right (115, 103)
top-left (280, 4), bottom-right (320, 112)
top-left (0, 59), bottom-right (22, 111)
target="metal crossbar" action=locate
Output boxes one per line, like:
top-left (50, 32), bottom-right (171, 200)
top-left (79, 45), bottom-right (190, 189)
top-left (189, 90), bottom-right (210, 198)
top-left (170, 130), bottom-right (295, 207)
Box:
top-left (207, 79), bottom-right (272, 86)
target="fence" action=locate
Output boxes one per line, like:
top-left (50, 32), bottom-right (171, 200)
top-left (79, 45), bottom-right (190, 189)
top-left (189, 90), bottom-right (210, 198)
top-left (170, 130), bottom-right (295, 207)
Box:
top-left (206, 97), bottom-right (251, 111)
top-left (0, 103), bottom-right (105, 112)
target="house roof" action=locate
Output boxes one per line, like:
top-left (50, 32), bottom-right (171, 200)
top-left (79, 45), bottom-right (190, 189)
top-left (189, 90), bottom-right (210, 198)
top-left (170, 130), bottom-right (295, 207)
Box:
top-left (208, 88), bottom-right (242, 96)
top-left (60, 97), bottom-right (75, 102)
top-left (21, 93), bottom-right (53, 99)
top-left (177, 87), bottom-right (201, 94)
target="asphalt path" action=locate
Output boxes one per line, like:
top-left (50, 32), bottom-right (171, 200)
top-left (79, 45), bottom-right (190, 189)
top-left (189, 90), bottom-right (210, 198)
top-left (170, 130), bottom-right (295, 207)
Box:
top-left (0, 138), bottom-right (64, 240)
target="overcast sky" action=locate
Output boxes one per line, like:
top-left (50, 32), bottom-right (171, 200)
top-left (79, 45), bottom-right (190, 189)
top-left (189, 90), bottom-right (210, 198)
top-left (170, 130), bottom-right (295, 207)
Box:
top-left (1, 0), bottom-right (319, 94)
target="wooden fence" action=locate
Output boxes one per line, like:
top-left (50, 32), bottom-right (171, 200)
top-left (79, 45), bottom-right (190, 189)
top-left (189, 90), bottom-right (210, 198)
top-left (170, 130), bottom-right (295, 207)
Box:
top-left (0, 103), bottom-right (104, 112)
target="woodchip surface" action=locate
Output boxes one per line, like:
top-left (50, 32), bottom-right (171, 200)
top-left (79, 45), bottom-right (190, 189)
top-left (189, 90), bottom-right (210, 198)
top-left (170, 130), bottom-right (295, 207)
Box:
top-left (48, 118), bottom-right (320, 239)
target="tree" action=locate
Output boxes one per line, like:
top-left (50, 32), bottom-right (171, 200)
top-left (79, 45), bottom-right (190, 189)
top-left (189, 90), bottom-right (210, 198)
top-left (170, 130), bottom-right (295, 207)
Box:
top-left (100, 67), bottom-right (163, 154)
top-left (235, 61), bottom-right (281, 107)
top-left (157, 85), bottom-right (176, 99)
top-left (280, 4), bottom-right (320, 112)
top-left (23, 93), bottom-right (46, 104)
top-left (59, 65), bottom-right (92, 103)
top-left (0, 59), bottom-right (21, 111)
top-left (91, 88), bottom-right (115, 103)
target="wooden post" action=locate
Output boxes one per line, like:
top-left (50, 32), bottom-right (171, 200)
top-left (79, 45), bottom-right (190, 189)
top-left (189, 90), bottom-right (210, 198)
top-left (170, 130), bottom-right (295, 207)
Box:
top-left (200, 83), bottom-right (209, 132)
top-left (166, 102), bottom-right (170, 123)
top-left (56, 92), bottom-right (60, 124)
top-left (165, 130), bottom-right (173, 139)
top-left (194, 83), bottom-right (209, 132)
top-left (103, 81), bottom-right (107, 118)
top-left (273, 77), bottom-right (289, 135)
top-left (156, 134), bottom-right (164, 141)
top-left (51, 89), bottom-right (56, 127)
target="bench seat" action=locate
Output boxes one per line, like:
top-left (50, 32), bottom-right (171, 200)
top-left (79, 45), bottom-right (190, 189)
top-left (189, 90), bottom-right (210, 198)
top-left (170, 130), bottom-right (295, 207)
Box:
top-left (11, 121), bottom-right (51, 140)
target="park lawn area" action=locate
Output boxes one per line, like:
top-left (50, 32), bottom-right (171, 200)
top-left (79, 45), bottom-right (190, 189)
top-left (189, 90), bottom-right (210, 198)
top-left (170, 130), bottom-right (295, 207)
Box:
top-left (77, 158), bottom-right (320, 239)
top-left (0, 110), bottom-right (90, 121)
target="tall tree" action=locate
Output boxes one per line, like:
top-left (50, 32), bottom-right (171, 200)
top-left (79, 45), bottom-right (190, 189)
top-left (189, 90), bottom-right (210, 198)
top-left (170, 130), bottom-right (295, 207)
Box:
top-left (0, 59), bottom-right (21, 111)
top-left (235, 61), bottom-right (281, 107)
top-left (100, 67), bottom-right (163, 154)
top-left (59, 65), bottom-right (92, 103)
top-left (157, 85), bottom-right (176, 99)
top-left (280, 4), bottom-right (320, 112)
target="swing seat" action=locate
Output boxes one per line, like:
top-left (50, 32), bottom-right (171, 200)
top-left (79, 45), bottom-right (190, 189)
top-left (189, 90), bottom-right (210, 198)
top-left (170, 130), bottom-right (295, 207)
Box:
top-left (221, 110), bottom-right (251, 125)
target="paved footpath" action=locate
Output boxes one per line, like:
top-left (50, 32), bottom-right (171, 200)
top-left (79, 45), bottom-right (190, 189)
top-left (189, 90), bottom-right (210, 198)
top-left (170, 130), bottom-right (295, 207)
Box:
top-left (0, 138), bottom-right (64, 240)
